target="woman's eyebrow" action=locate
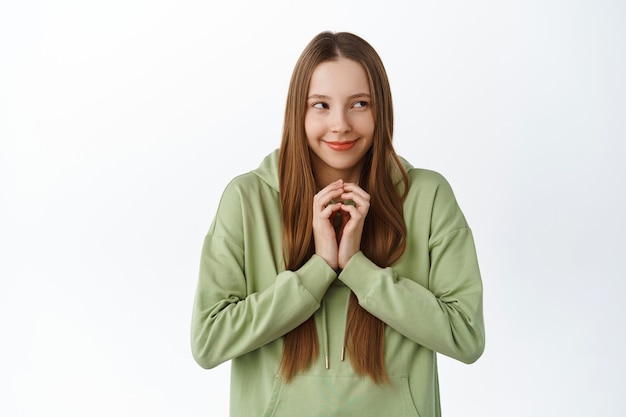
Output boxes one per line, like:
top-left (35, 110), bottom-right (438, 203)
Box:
top-left (307, 94), bottom-right (330, 100)
top-left (307, 93), bottom-right (371, 100)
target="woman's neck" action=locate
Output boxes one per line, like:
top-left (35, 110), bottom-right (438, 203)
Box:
top-left (314, 170), bottom-right (361, 189)
top-left (311, 158), bottom-right (365, 189)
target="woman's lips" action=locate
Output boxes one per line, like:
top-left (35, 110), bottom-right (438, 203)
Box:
top-left (325, 140), bottom-right (357, 151)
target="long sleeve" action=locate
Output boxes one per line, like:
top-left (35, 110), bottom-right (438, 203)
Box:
top-left (190, 175), bottom-right (336, 369)
top-left (338, 170), bottom-right (485, 364)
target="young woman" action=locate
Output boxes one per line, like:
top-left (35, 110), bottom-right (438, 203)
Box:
top-left (191, 31), bottom-right (485, 417)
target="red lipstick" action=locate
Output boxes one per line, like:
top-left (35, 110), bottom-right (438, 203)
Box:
top-left (325, 141), bottom-right (357, 151)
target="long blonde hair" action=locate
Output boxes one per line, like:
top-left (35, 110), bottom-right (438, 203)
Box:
top-left (278, 31), bottom-right (409, 383)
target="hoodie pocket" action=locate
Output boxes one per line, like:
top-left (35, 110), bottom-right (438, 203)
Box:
top-left (262, 374), bottom-right (421, 417)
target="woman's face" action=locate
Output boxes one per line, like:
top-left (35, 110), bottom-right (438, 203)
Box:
top-left (305, 58), bottom-right (375, 186)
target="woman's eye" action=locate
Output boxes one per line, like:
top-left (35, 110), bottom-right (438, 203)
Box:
top-left (313, 102), bottom-right (328, 109)
top-left (353, 101), bottom-right (369, 108)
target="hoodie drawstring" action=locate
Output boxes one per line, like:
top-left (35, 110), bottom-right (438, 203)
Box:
top-left (321, 298), bottom-right (329, 369)
top-left (321, 290), bottom-right (352, 370)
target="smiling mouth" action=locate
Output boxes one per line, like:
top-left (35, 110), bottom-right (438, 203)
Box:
top-left (325, 140), bottom-right (357, 151)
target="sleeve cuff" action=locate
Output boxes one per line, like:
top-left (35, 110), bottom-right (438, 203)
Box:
top-left (338, 251), bottom-right (389, 300)
top-left (295, 255), bottom-right (337, 303)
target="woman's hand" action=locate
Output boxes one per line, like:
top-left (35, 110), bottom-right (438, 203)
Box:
top-left (336, 183), bottom-right (370, 269)
top-left (313, 180), bottom-right (371, 270)
top-left (312, 180), bottom-right (345, 270)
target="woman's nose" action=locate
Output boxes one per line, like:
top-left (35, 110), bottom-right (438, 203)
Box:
top-left (330, 110), bottom-right (352, 134)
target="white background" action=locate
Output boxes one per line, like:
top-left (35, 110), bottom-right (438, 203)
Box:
top-left (1, 1), bottom-right (625, 416)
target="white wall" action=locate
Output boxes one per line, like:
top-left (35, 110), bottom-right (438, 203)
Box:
top-left (1, 1), bottom-right (625, 416)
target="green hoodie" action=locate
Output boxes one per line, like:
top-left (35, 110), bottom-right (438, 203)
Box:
top-left (191, 150), bottom-right (484, 417)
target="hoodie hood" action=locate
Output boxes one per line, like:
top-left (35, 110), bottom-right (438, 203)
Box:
top-left (252, 149), bottom-right (281, 192)
top-left (252, 148), bottom-right (414, 192)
